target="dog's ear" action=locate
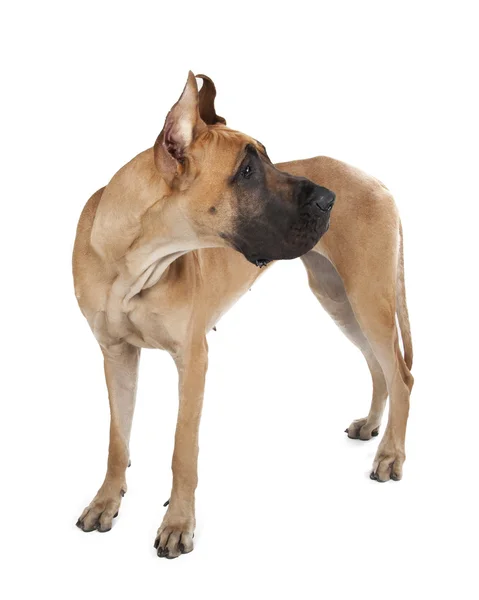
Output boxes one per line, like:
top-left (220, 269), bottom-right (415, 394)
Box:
top-left (154, 71), bottom-right (206, 184)
top-left (196, 74), bottom-right (226, 126)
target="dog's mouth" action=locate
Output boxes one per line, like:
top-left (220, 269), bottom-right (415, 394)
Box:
top-left (222, 214), bottom-right (331, 268)
top-left (238, 219), bottom-right (330, 267)
top-left (253, 258), bottom-right (271, 268)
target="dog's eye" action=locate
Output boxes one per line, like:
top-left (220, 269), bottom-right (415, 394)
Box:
top-left (241, 165), bottom-right (253, 179)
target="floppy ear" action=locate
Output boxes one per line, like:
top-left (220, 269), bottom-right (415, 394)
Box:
top-left (154, 71), bottom-right (206, 184)
top-left (196, 74), bottom-right (227, 126)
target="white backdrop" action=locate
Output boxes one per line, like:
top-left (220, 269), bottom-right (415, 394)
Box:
top-left (2, 1), bottom-right (478, 599)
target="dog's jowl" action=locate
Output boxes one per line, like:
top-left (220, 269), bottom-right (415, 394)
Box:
top-left (73, 73), bottom-right (413, 558)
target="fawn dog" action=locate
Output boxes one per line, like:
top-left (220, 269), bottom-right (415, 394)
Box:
top-left (73, 73), bottom-right (413, 558)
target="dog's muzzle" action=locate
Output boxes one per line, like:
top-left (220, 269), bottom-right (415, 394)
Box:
top-left (229, 179), bottom-right (336, 267)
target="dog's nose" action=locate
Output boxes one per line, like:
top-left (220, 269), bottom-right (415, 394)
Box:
top-left (296, 179), bottom-right (336, 213)
top-left (314, 188), bottom-right (336, 213)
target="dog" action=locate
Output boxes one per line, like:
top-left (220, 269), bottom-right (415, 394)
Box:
top-left (73, 73), bottom-right (413, 558)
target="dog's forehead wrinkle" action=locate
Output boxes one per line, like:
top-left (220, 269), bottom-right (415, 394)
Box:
top-left (200, 126), bottom-right (257, 151)
top-left (196, 128), bottom-right (266, 178)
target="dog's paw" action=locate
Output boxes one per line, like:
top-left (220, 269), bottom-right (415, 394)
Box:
top-left (154, 515), bottom-right (194, 559)
top-left (369, 439), bottom-right (404, 482)
top-left (345, 417), bottom-right (379, 440)
top-left (76, 484), bottom-right (125, 533)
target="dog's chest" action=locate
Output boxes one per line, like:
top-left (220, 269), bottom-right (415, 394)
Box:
top-left (88, 280), bottom-right (188, 353)
top-left (124, 294), bottom-right (189, 351)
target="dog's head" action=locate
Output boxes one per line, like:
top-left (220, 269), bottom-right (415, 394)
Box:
top-left (154, 72), bottom-right (335, 266)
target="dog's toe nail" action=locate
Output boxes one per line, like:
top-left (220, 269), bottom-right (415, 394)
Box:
top-left (344, 428), bottom-right (349, 434)
top-left (154, 539), bottom-right (159, 549)
top-left (371, 429), bottom-right (379, 437)
top-left (370, 471), bottom-right (377, 480)
top-left (98, 525), bottom-right (111, 533)
top-left (113, 512), bottom-right (119, 518)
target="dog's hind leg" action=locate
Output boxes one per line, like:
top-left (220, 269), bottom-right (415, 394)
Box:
top-left (301, 251), bottom-right (389, 440)
top-left (76, 342), bottom-right (140, 532)
top-left (302, 244), bottom-right (413, 480)
top-left (344, 268), bottom-right (413, 481)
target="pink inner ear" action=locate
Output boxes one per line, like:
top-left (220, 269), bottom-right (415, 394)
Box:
top-left (164, 120), bottom-right (184, 163)
top-left (163, 115), bottom-right (185, 164)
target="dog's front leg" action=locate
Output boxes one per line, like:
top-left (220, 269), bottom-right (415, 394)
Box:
top-left (76, 342), bottom-right (140, 532)
top-left (155, 336), bottom-right (208, 559)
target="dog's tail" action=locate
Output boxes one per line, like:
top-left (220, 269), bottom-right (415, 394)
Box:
top-left (396, 222), bottom-right (413, 370)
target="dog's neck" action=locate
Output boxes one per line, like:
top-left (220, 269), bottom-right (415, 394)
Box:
top-left (90, 149), bottom-right (206, 311)
top-left (114, 201), bottom-right (201, 307)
